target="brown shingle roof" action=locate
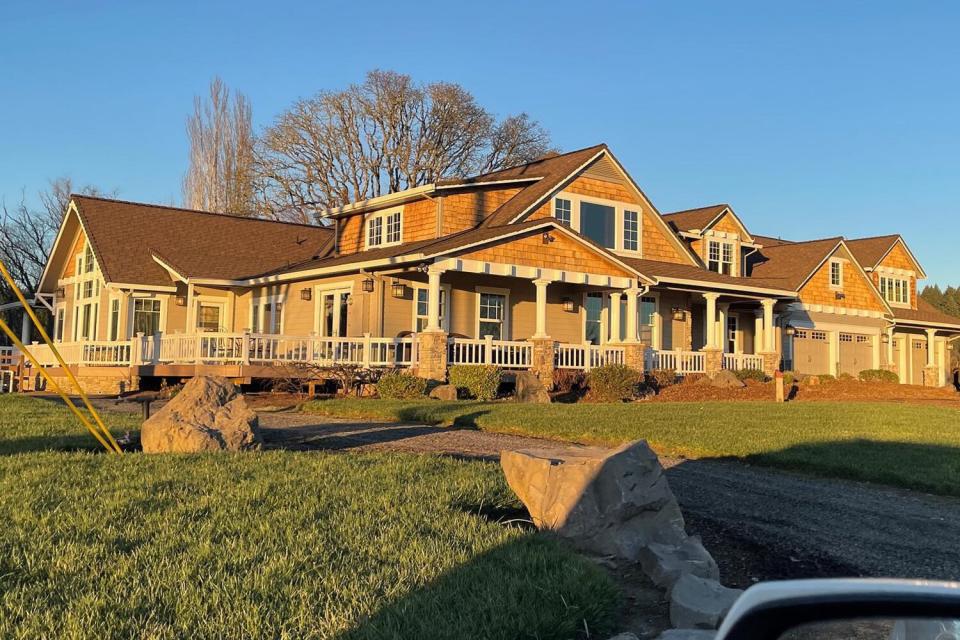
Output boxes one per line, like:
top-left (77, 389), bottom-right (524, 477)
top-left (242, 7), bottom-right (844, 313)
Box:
top-left (72, 195), bottom-right (334, 285)
top-left (621, 258), bottom-right (796, 294)
top-left (748, 237), bottom-right (843, 290)
top-left (893, 299), bottom-right (960, 328)
top-left (661, 205), bottom-right (728, 233)
top-left (752, 234), bottom-right (795, 247)
top-left (845, 234), bottom-right (902, 269)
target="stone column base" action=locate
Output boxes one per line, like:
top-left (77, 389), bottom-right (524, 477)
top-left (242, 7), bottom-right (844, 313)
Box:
top-left (702, 348), bottom-right (723, 376)
top-left (758, 351), bottom-right (780, 377)
top-left (415, 331), bottom-right (449, 381)
top-left (922, 365), bottom-right (940, 388)
top-left (622, 342), bottom-right (647, 373)
top-left (529, 338), bottom-right (555, 386)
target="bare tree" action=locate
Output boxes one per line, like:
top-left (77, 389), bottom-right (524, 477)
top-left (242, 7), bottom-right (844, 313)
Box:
top-left (183, 77), bottom-right (255, 216)
top-left (254, 70), bottom-right (553, 223)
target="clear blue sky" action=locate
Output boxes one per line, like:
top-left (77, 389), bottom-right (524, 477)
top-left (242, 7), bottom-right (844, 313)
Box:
top-left (2, 1), bottom-right (957, 286)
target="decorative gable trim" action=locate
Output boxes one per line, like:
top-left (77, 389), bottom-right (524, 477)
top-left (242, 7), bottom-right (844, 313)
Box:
top-left (795, 240), bottom-right (893, 316)
top-left (873, 237), bottom-right (927, 279)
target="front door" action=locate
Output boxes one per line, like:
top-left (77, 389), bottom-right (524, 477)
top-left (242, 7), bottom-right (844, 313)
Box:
top-left (726, 315), bottom-right (739, 353)
top-left (319, 290), bottom-right (350, 337)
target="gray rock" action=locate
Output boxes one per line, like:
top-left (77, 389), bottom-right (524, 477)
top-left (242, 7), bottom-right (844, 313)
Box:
top-left (638, 536), bottom-right (720, 590)
top-left (656, 630), bottom-right (717, 640)
top-left (501, 441), bottom-right (687, 560)
top-left (141, 376), bottom-right (261, 453)
top-left (428, 384), bottom-right (458, 401)
top-left (514, 370), bottom-right (551, 403)
top-left (607, 634), bottom-right (641, 640)
top-left (708, 370), bottom-right (745, 389)
top-left (669, 574), bottom-right (743, 630)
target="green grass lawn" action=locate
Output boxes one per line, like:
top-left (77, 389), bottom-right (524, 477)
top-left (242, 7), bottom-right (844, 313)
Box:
top-left (303, 399), bottom-right (960, 496)
top-left (0, 396), bottom-right (617, 639)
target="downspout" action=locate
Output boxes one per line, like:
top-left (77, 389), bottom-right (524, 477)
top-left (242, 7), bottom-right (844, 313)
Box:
top-left (742, 246), bottom-right (759, 278)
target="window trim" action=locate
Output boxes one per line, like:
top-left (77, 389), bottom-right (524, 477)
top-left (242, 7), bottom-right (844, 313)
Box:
top-left (879, 274), bottom-right (911, 307)
top-left (108, 294), bottom-right (121, 342)
top-left (474, 286), bottom-right (510, 340)
top-left (707, 238), bottom-right (736, 276)
top-left (552, 191), bottom-right (643, 256)
top-left (251, 293), bottom-right (287, 335)
top-left (311, 281), bottom-right (355, 336)
top-left (194, 296), bottom-right (228, 333)
top-left (829, 259), bottom-right (844, 290)
top-left (128, 295), bottom-right (166, 339)
top-left (411, 283), bottom-right (451, 333)
top-left (364, 207), bottom-right (404, 250)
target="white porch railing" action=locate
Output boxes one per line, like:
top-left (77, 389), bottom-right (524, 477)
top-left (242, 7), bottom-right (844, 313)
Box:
top-left (646, 349), bottom-right (706, 375)
top-left (27, 341), bottom-right (131, 367)
top-left (447, 337), bottom-right (532, 369)
top-left (722, 353), bottom-right (764, 371)
top-left (555, 343), bottom-right (625, 370)
top-left (0, 346), bottom-right (18, 368)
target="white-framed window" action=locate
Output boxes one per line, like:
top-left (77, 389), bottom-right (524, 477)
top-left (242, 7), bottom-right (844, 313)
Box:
top-left (553, 197), bottom-right (572, 226)
top-left (252, 295), bottom-right (285, 335)
top-left (879, 275), bottom-right (910, 306)
top-left (412, 285), bottom-right (450, 332)
top-left (365, 208), bottom-right (403, 249)
top-left (195, 299), bottom-right (226, 332)
top-left (727, 315), bottom-right (739, 353)
top-left (829, 259), bottom-right (843, 289)
top-left (476, 287), bottom-right (509, 340)
top-left (551, 192), bottom-right (642, 255)
top-left (108, 297), bottom-right (121, 341)
top-left (623, 210), bottom-right (639, 252)
top-left (131, 298), bottom-right (161, 337)
top-left (707, 240), bottom-right (734, 275)
top-left (55, 306), bottom-right (65, 342)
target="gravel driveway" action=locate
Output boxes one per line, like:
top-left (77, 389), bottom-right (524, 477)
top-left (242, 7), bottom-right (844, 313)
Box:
top-left (260, 411), bottom-right (960, 585)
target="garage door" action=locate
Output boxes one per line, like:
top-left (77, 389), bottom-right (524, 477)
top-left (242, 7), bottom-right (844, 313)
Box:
top-left (911, 339), bottom-right (928, 385)
top-left (793, 329), bottom-right (830, 375)
top-left (892, 338), bottom-right (903, 382)
top-left (838, 333), bottom-right (872, 377)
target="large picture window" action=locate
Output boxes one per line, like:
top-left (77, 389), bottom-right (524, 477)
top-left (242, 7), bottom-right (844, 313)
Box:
top-left (132, 299), bottom-right (161, 337)
top-left (580, 201), bottom-right (616, 249)
top-left (477, 291), bottom-right (506, 339)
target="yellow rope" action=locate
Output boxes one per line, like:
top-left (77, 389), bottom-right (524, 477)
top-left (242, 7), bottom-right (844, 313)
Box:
top-left (0, 317), bottom-right (117, 453)
top-left (0, 260), bottom-right (122, 454)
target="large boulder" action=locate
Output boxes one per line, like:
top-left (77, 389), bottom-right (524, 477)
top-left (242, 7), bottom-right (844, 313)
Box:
top-left (514, 371), bottom-right (551, 403)
top-left (141, 376), bottom-right (262, 453)
top-left (669, 574), bottom-right (743, 630)
top-left (501, 441), bottom-right (688, 561)
top-left (707, 370), bottom-right (745, 389)
top-left (429, 384), bottom-right (458, 401)
top-left (638, 537), bottom-right (720, 589)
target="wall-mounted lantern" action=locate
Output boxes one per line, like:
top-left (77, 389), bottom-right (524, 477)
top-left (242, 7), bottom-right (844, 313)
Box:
top-left (881, 333), bottom-right (891, 344)
top-left (391, 279), bottom-right (406, 298)
top-left (785, 325), bottom-right (797, 337)
top-left (671, 307), bottom-right (686, 322)
top-left (175, 295), bottom-right (187, 307)
top-left (561, 297), bottom-right (575, 312)
top-left (55, 287), bottom-right (66, 299)
top-left (361, 277), bottom-right (375, 293)
top-left (300, 288), bottom-right (312, 301)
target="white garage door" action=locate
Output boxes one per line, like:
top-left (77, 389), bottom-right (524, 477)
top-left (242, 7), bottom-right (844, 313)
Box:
top-left (838, 333), bottom-right (872, 377)
top-left (793, 329), bottom-right (830, 375)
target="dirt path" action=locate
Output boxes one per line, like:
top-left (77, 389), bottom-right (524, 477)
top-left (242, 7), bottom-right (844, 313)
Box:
top-left (260, 411), bottom-right (960, 586)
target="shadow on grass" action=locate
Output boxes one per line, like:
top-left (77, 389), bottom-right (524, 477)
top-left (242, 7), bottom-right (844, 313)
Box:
top-left (743, 438), bottom-right (960, 497)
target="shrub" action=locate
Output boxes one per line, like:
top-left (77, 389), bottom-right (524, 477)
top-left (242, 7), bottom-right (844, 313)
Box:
top-left (587, 364), bottom-right (642, 402)
top-left (376, 372), bottom-right (429, 399)
top-left (682, 372), bottom-right (706, 385)
top-left (782, 371), bottom-right (798, 385)
top-left (859, 368), bottom-right (900, 383)
top-left (815, 374), bottom-right (837, 384)
top-left (552, 368), bottom-right (586, 394)
top-left (449, 365), bottom-right (502, 400)
top-left (734, 368), bottom-right (768, 383)
top-left (646, 368), bottom-right (677, 391)
top-left (838, 373), bottom-right (856, 382)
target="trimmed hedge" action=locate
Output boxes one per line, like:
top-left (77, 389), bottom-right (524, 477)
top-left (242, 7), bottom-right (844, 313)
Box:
top-left (449, 365), bottom-right (502, 401)
top-left (376, 372), bottom-right (429, 399)
top-left (734, 368), bottom-right (768, 383)
top-left (646, 368), bottom-right (677, 391)
top-left (588, 364), bottom-right (642, 402)
top-left (859, 368), bottom-right (900, 383)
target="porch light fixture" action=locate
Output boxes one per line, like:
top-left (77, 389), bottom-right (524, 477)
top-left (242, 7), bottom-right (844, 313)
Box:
top-left (175, 295), bottom-right (187, 307)
top-left (881, 333), bottom-right (890, 344)
top-left (785, 325), bottom-right (797, 337)
top-left (561, 297), bottom-right (575, 312)
top-left (361, 277), bottom-right (375, 293)
top-left (671, 307), bottom-right (686, 322)
top-left (542, 232), bottom-right (555, 244)
top-left (300, 288), bottom-right (312, 301)
top-left (835, 292), bottom-right (846, 300)
top-left (391, 279), bottom-right (406, 298)
top-left (55, 287), bottom-right (65, 299)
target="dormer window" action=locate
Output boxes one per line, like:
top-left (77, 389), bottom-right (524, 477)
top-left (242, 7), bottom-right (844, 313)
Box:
top-left (365, 209), bottom-right (402, 249)
top-left (707, 240), bottom-right (734, 275)
top-left (551, 193), bottom-right (641, 254)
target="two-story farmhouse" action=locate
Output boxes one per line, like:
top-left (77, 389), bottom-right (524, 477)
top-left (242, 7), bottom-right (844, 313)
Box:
top-left (6, 144), bottom-right (958, 393)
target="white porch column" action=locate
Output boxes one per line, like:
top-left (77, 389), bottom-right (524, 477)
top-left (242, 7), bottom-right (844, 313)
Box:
top-left (186, 282), bottom-right (196, 332)
top-left (926, 328), bottom-right (937, 367)
top-left (761, 299), bottom-right (776, 352)
top-left (718, 303), bottom-right (729, 352)
top-left (426, 266), bottom-right (444, 332)
top-left (609, 291), bottom-right (623, 342)
top-left (754, 311), bottom-right (764, 355)
top-left (625, 288), bottom-right (639, 343)
top-left (20, 311), bottom-right (31, 344)
top-left (886, 326), bottom-right (895, 365)
top-left (703, 293), bottom-right (719, 349)
top-left (532, 278), bottom-right (551, 339)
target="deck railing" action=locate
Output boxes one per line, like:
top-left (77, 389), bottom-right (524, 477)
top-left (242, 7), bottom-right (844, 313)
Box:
top-left (447, 337), bottom-right (532, 369)
top-left (555, 343), bottom-right (625, 370)
top-left (646, 349), bottom-right (706, 375)
top-left (27, 341), bottom-right (131, 367)
top-left (722, 353), bottom-right (764, 371)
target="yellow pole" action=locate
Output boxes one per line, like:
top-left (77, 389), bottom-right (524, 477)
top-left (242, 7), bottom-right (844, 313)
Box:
top-left (0, 259), bottom-right (121, 453)
top-left (0, 317), bottom-right (117, 453)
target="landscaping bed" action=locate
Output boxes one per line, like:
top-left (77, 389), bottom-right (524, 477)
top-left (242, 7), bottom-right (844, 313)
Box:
top-left (303, 398), bottom-right (960, 496)
top-left (0, 396), bottom-right (618, 639)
